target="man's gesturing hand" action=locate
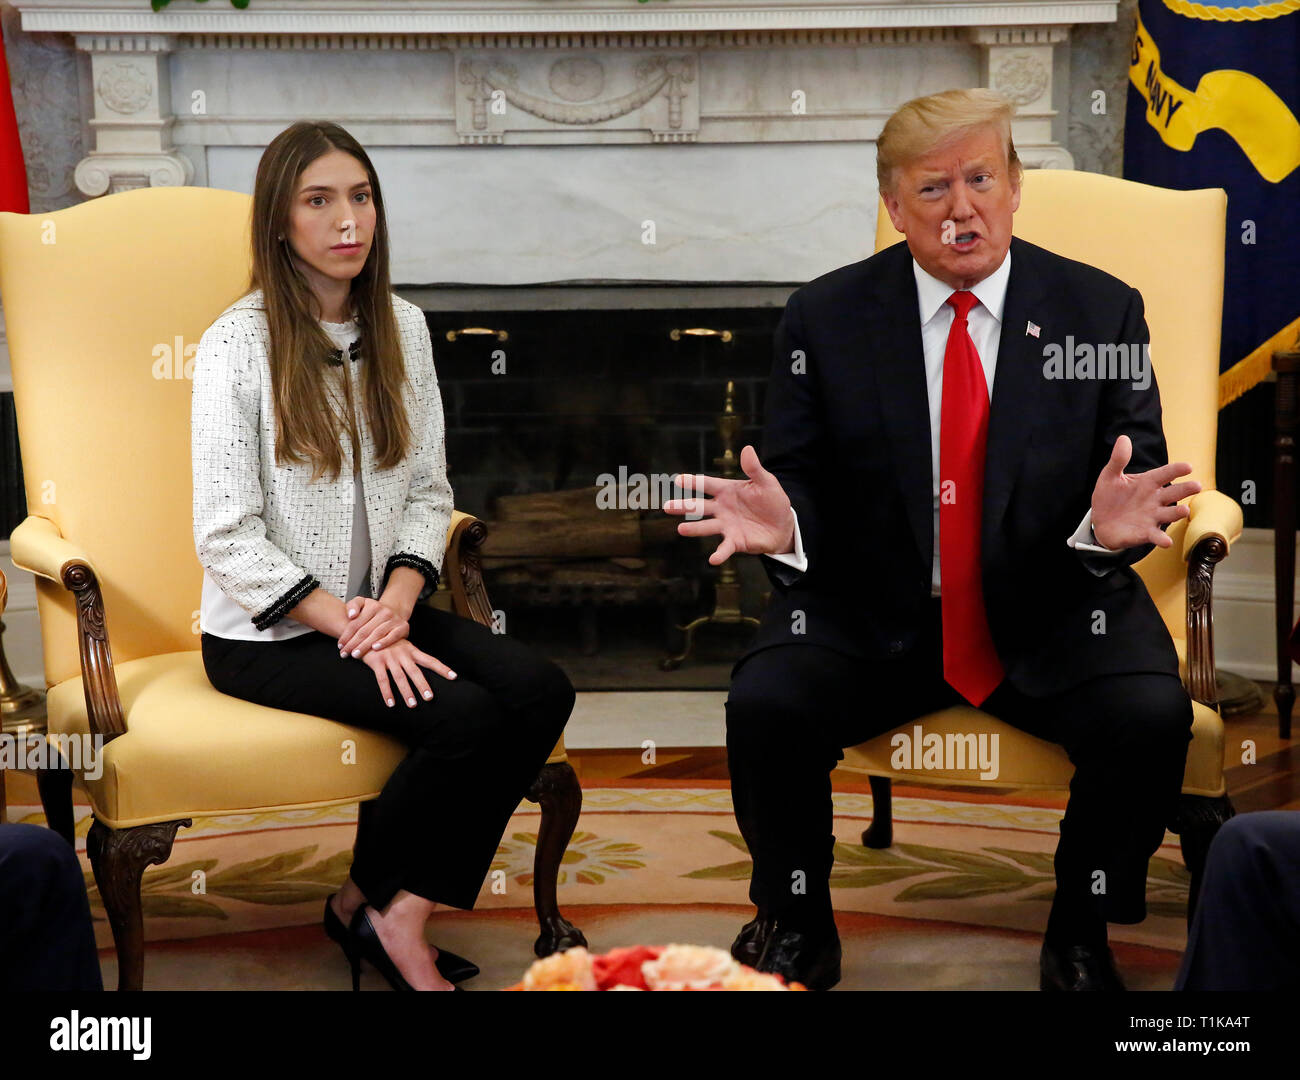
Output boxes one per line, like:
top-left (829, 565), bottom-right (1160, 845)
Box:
top-left (1091, 434), bottom-right (1202, 551)
top-left (664, 445), bottom-right (795, 566)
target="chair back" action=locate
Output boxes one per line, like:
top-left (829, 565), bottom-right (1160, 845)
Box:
top-left (0, 187), bottom-right (254, 686)
top-left (874, 169), bottom-right (1227, 645)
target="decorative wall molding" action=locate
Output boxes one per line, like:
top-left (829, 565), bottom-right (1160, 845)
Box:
top-left (456, 53), bottom-right (699, 144)
top-left (168, 28), bottom-right (975, 52)
top-left (72, 31), bottom-right (178, 53)
top-left (64, 32), bottom-right (194, 196)
top-left (967, 25), bottom-right (1072, 44)
top-left (18, 1), bottom-right (1121, 36)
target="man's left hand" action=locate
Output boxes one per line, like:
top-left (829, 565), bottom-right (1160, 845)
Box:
top-left (1090, 434), bottom-right (1202, 550)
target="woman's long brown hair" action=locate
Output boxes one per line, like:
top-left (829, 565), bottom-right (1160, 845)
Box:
top-left (249, 121), bottom-right (411, 484)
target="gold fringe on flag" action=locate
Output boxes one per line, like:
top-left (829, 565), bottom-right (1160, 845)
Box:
top-left (1219, 315), bottom-right (1300, 408)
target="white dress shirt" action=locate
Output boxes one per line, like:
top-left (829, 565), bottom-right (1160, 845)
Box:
top-left (769, 247), bottom-right (1119, 587)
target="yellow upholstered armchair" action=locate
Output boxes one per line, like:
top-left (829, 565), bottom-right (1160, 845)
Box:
top-left (842, 170), bottom-right (1241, 922)
top-left (0, 186), bottom-right (585, 990)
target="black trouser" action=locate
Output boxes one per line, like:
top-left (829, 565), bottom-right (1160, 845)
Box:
top-left (201, 604), bottom-right (573, 912)
top-left (726, 596), bottom-right (1193, 934)
top-left (0, 823), bottom-right (103, 990)
top-left (1175, 811), bottom-right (1300, 990)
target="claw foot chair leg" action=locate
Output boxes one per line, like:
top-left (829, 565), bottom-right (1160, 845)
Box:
top-left (526, 761), bottom-right (587, 957)
top-left (87, 817), bottom-right (190, 991)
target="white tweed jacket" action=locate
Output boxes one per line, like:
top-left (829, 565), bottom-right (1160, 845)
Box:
top-left (192, 288), bottom-right (453, 631)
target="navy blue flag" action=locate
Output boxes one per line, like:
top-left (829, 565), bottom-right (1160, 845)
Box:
top-left (1123, 0), bottom-right (1300, 406)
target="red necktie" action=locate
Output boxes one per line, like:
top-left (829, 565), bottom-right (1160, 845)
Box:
top-left (940, 290), bottom-right (1004, 706)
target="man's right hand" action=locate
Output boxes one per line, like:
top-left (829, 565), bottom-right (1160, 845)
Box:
top-left (664, 445), bottom-right (795, 566)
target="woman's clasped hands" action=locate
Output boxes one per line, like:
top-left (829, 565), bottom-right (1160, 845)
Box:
top-left (337, 596), bottom-right (457, 709)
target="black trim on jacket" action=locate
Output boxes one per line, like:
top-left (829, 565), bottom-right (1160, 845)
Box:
top-left (251, 573), bottom-right (321, 631)
top-left (383, 552), bottom-right (440, 599)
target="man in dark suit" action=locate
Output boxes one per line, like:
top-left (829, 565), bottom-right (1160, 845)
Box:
top-left (665, 88), bottom-right (1201, 991)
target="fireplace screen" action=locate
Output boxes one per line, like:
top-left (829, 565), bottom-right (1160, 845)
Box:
top-left (423, 301), bottom-right (784, 690)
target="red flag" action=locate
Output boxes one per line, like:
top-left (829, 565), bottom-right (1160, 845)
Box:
top-left (0, 19), bottom-right (29, 214)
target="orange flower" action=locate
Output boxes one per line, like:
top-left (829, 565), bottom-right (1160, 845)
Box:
top-left (521, 946), bottom-right (597, 991)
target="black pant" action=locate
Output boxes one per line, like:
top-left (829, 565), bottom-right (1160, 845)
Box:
top-left (1175, 811), bottom-right (1300, 990)
top-left (0, 823), bottom-right (103, 990)
top-left (726, 596), bottom-right (1193, 933)
top-left (201, 604), bottom-right (573, 911)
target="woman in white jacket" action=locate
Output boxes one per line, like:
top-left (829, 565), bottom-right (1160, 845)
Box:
top-left (192, 120), bottom-right (574, 991)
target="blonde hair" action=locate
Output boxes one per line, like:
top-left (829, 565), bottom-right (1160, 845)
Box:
top-left (877, 88), bottom-right (1023, 196)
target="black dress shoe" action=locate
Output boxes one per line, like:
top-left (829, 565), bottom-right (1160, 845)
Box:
top-left (1040, 940), bottom-right (1126, 991)
top-left (731, 910), bottom-right (775, 967)
top-left (755, 923), bottom-right (842, 991)
top-left (344, 904), bottom-right (479, 988)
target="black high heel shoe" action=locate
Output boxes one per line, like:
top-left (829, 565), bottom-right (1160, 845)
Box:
top-left (429, 944), bottom-right (479, 984)
top-left (324, 893), bottom-right (353, 962)
top-left (328, 893), bottom-right (480, 982)
top-left (349, 906), bottom-right (466, 991)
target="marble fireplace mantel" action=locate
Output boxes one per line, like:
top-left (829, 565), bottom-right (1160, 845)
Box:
top-left (13, 0), bottom-right (1117, 285)
top-left (18, 1), bottom-right (1120, 34)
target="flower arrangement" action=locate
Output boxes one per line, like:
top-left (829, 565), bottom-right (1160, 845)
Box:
top-left (507, 944), bottom-right (806, 991)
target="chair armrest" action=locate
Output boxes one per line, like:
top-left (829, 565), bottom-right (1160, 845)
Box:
top-left (8, 515), bottom-right (127, 741)
top-left (1182, 491), bottom-right (1241, 709)
top-left (442, 511), bottom-right (494, 628)
top-left (1182, 489), bottom-right (1243, 561)
top-left (441, 513), bottom-right (572, 767)
top-left (10, 515), bottom-right (102, 583)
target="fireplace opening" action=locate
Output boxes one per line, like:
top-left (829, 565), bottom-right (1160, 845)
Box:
top-left (416, 291), bottom-right (790, 690)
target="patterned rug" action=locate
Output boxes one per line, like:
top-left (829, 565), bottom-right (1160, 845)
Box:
top-left (5, 780), bottom-right (1191, 953)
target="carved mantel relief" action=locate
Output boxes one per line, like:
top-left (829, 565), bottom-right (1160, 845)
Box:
top-left (456, 54), bottom-right (699, 144)
top-left (10, 0), bottom-right (1117, 196)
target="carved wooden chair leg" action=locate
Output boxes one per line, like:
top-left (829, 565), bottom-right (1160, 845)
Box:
top-left (1172, 793), bottom-right (1235, 929)
top-left (862, 774), bottom-right (894, 849)
top-left (86, 817), bottom-right (189, 991)
top-left (526, 761), bottom-right (587, 957)
top-left (36, 767), bottom-right (77, 846)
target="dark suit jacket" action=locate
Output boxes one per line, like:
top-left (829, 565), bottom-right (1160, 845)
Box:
top-left (738, 235), bottom-right (1180, 697)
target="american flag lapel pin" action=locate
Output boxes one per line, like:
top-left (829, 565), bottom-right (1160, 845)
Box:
top-left (1026, 320), bottom-right (1041, 338)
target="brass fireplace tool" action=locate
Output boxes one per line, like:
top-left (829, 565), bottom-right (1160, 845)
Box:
top-left (0, 625), bottom-right (44, 737)
top-left (661, 379), bottom-right (761, 670)
top-left (0, 576), bottom-right (48, 824)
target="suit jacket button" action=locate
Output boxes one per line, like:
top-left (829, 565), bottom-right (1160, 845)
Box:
top-left (889, 640), bottom-right (905, 655)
